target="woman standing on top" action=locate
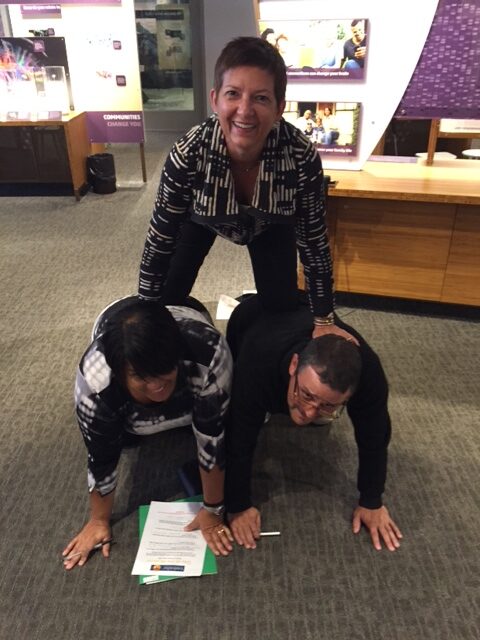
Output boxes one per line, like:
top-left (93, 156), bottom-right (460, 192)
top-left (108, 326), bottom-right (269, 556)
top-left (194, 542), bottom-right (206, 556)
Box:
top-left (138, 36), bottom-right (354, 342)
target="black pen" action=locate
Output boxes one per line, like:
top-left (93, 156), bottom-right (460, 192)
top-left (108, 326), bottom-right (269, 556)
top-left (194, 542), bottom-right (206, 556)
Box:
top-left (62, 539), bottom-right (113, 562)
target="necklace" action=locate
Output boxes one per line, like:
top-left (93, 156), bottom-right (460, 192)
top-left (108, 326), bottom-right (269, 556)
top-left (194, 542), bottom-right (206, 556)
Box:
top-left (232, 161), bottom-right (260, 173)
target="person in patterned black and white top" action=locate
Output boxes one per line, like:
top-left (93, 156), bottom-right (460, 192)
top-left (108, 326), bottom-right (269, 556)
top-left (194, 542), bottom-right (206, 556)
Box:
top-left (138, 36), bottom-right (356, 345)
top-left (62, 296), bottom-right (234, 570)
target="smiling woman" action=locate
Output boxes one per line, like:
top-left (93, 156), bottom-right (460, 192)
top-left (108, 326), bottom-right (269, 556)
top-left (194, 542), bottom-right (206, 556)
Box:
top-left (210, 66), bottom-right (284, 167)
top-left (138, 36), bottom-right (356, 344)
top-left (125, 366), bottom-right (178, 404)
top-left (63, 295), bottom-right (235, 570)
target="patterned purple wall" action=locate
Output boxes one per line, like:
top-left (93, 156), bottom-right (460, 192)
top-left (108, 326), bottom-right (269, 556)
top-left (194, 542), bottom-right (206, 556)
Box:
top-left (396, 0), bottom-right (480, 119)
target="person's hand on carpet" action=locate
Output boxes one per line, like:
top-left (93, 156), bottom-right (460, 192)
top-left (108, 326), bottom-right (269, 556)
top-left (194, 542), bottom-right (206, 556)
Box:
top-left (352, 505), bottom-right (402, 551)
top-left (185, 508), bottom-right (234, 556)
top-left (62, 519), bottom-right (112, 570)
top-left (228, 507), bottom-right (261, 549)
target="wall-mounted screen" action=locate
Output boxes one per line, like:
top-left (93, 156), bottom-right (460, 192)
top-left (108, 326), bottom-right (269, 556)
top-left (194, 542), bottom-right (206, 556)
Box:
top-left (259, 19), bottom-right (368, 80)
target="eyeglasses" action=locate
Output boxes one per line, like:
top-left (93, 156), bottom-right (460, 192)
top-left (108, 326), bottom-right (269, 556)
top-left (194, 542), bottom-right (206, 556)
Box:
top-left (293, 373), bottom-right (346, 419)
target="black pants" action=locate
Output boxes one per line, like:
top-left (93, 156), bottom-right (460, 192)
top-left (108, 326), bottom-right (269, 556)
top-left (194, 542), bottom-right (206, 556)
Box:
top-left (162, 220), bottom-right (299, 312)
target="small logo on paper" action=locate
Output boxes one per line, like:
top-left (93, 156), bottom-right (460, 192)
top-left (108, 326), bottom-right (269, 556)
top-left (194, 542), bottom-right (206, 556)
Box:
top-left (150, 564), bottom-right (185, 572)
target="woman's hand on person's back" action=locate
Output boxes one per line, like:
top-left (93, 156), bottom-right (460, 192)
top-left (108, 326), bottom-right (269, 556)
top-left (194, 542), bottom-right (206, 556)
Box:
top-left (313, 323), bottom-right (360, 345)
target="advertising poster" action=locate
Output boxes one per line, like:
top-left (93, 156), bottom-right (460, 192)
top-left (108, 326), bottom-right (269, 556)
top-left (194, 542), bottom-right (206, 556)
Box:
top-left (259, 19), bottom-right (368, 80)
top-left (0, 36), bottom-right (73, 119)
top-left (156, 6), bottom-right (191, 72)
top-left (78, 29), bottom-right (137, 110)
top-left (136, 3), bottom-right (192, 109)
top-left (71, 18), bottom-right (144, 142)
top-left (290, 102), bottom-right (362, 158)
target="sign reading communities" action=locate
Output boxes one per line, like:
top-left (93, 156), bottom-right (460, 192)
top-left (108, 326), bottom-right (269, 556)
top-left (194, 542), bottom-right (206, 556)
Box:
top-left (88, 112), bottom-right (144, 143)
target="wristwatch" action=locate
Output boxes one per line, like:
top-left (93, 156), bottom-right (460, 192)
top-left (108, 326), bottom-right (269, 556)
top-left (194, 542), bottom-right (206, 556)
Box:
top-left (202, 502), bottom-right (225, 516)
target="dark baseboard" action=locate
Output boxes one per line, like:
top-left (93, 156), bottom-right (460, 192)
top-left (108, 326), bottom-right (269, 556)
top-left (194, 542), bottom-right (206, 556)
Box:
top-left (0, 182), bottom-right (75, 197)
top-left (336, 291), bottom-right (480, 321)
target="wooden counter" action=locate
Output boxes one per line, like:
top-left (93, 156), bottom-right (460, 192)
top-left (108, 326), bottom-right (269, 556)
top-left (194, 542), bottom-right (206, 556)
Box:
top-left (328, 159), bottom-right (480, 206)
top-left (300, 159), bottom-right (480, 306)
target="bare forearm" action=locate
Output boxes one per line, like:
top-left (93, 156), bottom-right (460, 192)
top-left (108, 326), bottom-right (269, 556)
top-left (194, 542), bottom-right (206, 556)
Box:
top-left (89, 489), bottom-right (115, 523)
top-left (199, 465), bottom-right (224, 505)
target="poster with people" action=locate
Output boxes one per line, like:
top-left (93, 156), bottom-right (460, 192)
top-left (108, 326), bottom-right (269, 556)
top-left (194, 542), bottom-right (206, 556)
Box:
top-left (288, 102), bottom-right (362, 157)
top-left (259, 19), bottom-right (368, 80)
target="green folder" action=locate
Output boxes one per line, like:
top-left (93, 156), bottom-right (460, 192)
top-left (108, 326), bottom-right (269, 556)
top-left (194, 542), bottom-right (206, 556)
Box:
top-left (137, 496), bottom-right (217, 585)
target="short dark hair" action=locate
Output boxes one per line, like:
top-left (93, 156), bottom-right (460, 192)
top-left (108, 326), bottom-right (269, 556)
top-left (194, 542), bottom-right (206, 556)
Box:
top-left (101, 299), bottom-right (182, 383)
top-left (213, 36), bottom-right (287, 106)
top-left (297, 334), bottom-right (362, 394)
top-left (260, 28), bottom-right (274, 40)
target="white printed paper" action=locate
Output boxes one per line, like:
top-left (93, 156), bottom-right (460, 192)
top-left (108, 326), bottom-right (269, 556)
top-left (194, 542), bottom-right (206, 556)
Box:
top-left (131, 501), bottom-right (206, 577)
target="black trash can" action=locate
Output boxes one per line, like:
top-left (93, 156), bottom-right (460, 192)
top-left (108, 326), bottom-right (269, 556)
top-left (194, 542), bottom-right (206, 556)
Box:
top-left (87, 153), bottom-right (117, 194)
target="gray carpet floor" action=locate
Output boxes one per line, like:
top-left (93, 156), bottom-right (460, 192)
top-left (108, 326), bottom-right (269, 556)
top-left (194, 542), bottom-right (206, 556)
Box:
top-left (0, 136), bottom-right (479, 640)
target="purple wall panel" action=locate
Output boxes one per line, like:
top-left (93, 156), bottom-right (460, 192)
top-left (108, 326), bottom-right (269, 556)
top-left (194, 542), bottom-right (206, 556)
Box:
top-left (396, 0), bottom-right (480, 119)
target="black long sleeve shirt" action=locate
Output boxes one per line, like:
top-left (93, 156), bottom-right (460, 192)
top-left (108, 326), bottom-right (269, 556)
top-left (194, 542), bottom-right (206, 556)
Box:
top-left (225, 300), bottom-right (391, 513)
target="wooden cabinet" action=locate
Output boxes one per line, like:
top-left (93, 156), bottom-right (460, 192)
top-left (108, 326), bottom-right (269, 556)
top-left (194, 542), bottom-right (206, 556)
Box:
top-left (0, 112), bottom-right (90, 200)
top-left (298, 160), bottom-right (480, 306)
top-left (441, 206), bottom-right (480, 305)
top-left (330, 198), bottom-right (456, 301)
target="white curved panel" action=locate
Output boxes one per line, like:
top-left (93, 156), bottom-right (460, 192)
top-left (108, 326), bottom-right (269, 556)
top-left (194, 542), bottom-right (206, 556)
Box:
top-left (259, 0), bottom-right (439, 170)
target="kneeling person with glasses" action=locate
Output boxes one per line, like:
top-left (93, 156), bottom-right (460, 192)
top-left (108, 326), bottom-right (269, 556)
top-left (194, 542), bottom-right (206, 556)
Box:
top-left (225, 293), bottom-right (402, 552)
